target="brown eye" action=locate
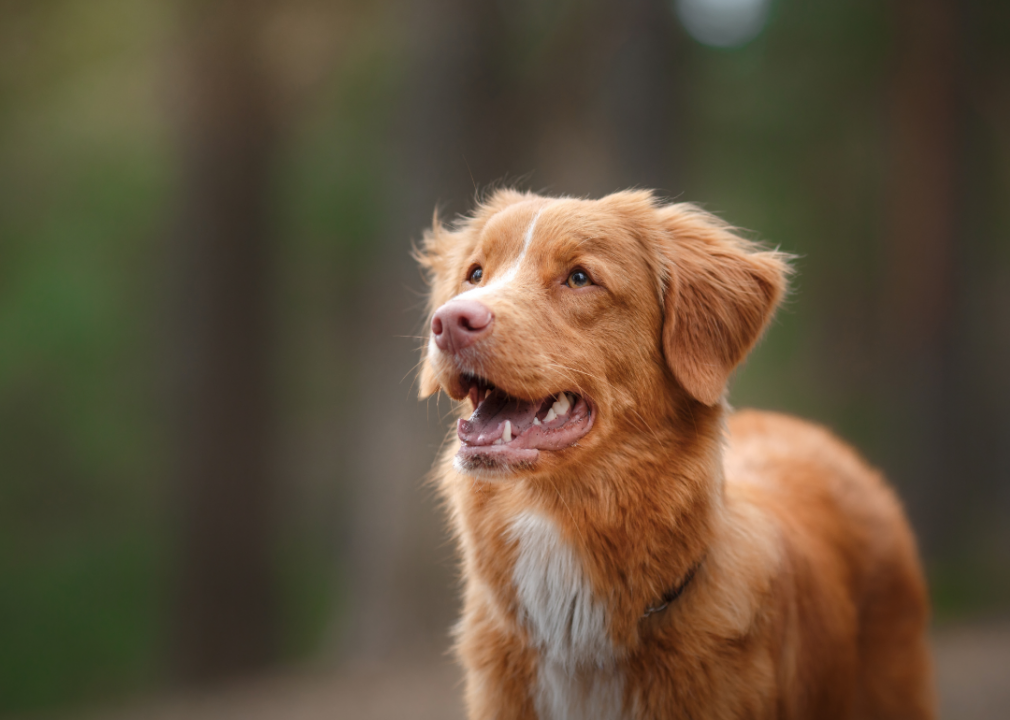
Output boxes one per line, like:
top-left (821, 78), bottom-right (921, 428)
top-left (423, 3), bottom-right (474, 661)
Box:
top-left (468, 266), bottom-right (483, 283)
top-left (566, 269), bottom-right (591, 288)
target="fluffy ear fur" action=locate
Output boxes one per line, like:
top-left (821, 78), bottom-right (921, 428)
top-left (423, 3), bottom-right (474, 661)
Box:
top-left (657, 204), bottom-right (791, 406)
top-left (418, 357), bottom-right (441, 399)
top-left (414, 213), bottom-right (460, 399)
top-left (414, 188), bottom-right (533, 399)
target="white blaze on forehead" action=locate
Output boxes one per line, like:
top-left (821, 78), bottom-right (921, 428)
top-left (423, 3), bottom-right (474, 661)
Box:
top-left (453, 207), bottom-right (544, 303)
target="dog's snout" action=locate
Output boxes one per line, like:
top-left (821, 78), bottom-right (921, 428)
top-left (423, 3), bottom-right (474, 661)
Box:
top-left (432, 299), bottom-right (494, 353)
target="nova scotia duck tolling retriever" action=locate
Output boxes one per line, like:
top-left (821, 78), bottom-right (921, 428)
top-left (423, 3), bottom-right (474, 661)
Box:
top-left (415, 189), bottom-right (935, 720)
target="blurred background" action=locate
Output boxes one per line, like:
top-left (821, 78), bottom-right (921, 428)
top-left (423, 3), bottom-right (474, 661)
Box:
top-left (1, 0), bottom-right (1008, 717)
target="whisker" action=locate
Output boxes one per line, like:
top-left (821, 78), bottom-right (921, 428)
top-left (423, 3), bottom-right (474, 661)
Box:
top-left (629, 407), bottom-right (669, 446)
top-left (401, 356), bottom-right (428, 384)
top-left (543, 361), bottom-right (605, 385)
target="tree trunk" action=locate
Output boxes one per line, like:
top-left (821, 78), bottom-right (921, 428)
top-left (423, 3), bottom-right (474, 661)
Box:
top-left (604, 0), bottom-right (686, 194)
top-left (170, 0), bottom-right (280, 684)
top-left (882, 0), bottom-right (960, 556)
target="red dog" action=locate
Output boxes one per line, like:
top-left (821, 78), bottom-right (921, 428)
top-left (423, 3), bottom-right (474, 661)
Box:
top-left (416, 190), bottom-right (934, 719)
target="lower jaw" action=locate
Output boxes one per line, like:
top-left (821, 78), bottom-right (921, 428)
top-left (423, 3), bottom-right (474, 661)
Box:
top-left (455, 444), bottom-right (540, 476)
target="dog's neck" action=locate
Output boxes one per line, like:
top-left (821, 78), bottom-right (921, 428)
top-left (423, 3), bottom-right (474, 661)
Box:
top-left (446, 392), bottom-right (726, 648)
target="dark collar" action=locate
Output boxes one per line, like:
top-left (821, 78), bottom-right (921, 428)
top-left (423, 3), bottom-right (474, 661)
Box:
top-left (642, 559), bottom-right (703, 619)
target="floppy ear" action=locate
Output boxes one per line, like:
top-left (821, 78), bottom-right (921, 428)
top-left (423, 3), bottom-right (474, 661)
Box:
top-left (657, 204), bottom-right (791, 406)
top-left (413, 188), bottom-right (533, 399)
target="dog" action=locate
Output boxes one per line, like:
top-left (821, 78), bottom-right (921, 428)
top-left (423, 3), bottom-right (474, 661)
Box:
top-left (416, 189), bottom-right (935, 719)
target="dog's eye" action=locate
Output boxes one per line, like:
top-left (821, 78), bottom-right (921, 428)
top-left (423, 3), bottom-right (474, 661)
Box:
top-left (468, 266), bottom-right (483, 284)
top-left (566, 269), bottom-right (592, 288)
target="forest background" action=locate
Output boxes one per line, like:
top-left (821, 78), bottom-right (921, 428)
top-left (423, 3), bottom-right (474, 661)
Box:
top-left (1, 0), bottom-right (1008, 715)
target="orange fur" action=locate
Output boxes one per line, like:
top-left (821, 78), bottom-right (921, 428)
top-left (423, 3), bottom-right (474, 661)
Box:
top-left (416, 190), bottom-right (935, 719)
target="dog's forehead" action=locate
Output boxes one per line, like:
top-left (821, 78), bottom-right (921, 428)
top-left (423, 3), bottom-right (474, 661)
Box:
top-left (462, 198), bottom-right (654, 305)
top-left (482, 200), bottom-right (542, 239)
top-left (477, 200), bottom-right (544, 263)
top-left (479, 198), bottom-right (621, 261)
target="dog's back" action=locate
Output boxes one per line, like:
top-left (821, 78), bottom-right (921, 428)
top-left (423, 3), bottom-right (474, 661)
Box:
top-left (725, 410), bottom-right (934, 718)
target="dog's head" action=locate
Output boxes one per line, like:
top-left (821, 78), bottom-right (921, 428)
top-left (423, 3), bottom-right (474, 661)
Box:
top-left (416, 189), bottom-right (790, 478)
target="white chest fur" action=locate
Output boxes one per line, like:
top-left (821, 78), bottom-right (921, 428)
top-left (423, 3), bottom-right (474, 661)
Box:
top-left (509, 512), bottom-right (627, 720)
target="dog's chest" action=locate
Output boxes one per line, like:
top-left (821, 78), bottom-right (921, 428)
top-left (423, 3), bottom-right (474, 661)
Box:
top-left (508, 512), bottom-right (628, 720)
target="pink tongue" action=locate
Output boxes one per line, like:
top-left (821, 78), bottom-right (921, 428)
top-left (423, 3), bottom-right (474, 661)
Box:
top-left (459, 391), bottom-right (541, 442)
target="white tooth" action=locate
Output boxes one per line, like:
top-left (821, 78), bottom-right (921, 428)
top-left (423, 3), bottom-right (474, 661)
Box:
top-left (485, 389), bottom-right (491, 399)
top-left (532, 417), bottom-right (541, 426)
top-left (551, 393), bottom-right (570, 417)
top-left (502, 420), bottom-right (512, 443)
top-left (544, 408), bottom-right (557, 423)
top-left (493, 438), bottom-right (503, 445)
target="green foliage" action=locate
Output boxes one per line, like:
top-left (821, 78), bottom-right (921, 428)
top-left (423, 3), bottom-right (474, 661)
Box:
top-left (0, 532), bottom-right (166, 713)
top-left (0, 111), bottom-right (171, 720)
top-left (0, 3), bottom-right (170, 713)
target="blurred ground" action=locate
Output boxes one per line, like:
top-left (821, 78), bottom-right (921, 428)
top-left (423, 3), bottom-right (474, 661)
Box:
top-left (932, 622), bottom-right (1010, 720)
top-left (72, 653), bottom-right (467, 720)
top-left (56, 623), bottom-right (1008, 720)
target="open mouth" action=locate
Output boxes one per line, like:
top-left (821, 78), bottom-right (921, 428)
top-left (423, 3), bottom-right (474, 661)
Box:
top-left (455, 373), bottom-right (595, 472)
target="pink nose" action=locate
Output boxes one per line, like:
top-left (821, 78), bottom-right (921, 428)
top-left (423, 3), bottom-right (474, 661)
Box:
top-left (431, 299), bottom-right (494, 354)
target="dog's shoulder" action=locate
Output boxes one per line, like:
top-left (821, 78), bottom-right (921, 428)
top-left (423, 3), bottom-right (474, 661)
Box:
top-left (722, 408), bottom-right (914, 598)
top-left (724, 409), bottom-right (892, 501)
